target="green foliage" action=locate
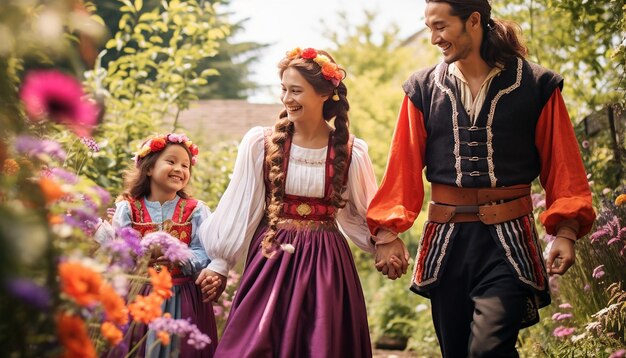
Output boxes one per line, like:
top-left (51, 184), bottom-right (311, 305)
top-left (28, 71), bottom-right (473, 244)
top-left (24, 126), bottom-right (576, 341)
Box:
top-left (64, 0), bottom-right (229, 196)
top-left (494, 0), bottom-right (625, 117)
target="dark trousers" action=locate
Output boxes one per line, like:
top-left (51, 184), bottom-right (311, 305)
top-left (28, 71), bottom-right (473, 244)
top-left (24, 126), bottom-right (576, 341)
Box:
top-left (429, 222), bottom-right (528, 358)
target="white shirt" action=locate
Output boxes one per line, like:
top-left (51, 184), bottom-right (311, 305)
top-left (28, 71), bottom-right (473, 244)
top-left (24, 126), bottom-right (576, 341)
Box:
top-left (199, 126), bottom-right (378, 276)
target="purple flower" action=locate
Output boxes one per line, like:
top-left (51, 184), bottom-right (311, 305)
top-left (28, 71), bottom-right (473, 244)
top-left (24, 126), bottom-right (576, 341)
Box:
top-left (91, 185), bottom-right (111, 206)
top-left (610, 349), bottom-right (626, 358)
top-left (20, 70), bottom-right (99, 137)
top-left (553, 326), bottom-right (575, 337)
top-left (103, 240), bottom-right (137, 269)
top-left (15, 135), bottom-right (66, 162)
top-left (64, 208), bottom-right (100, 235)
top-left (592, 265), bottom-right (605, 279)
top-left (141, 231), bottom-right (193, 263)
top-left (116, 227), bottom-right (144, 256)
top-left (47, 167), bottom-right (78, 184)
top-left (584, 284), bottom-right (591, 291)
top-left (80, 137), bottom-right (100, 152)
top-left (148, 316), bottom-right (211, 350)
top-left (5, 278), bottom-right (51, 311)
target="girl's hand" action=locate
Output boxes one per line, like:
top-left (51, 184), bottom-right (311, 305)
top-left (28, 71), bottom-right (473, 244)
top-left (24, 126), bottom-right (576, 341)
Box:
top-left (195, 268), bottom-right (227, 303)
top-left (148, 255), bottom-right (173, 273)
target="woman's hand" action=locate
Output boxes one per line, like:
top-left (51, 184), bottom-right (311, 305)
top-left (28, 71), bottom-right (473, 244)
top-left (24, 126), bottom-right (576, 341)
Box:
top-left (195, 268), bottom-right (227, 303)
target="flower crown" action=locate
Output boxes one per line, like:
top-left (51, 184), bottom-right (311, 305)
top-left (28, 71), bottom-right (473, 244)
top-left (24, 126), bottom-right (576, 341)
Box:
top-left (285, 47), bottom-right (345, 87)
top-left (133, 133), bottom-right (199, 167)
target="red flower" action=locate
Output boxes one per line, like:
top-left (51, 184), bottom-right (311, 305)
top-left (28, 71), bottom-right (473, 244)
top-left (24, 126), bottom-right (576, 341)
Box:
top-left (189, 144), bottom-right (199, 156)
top-left (149, 138), bottom-right (166, 152)
top-left (20, 70), bottom-right (99, 137)
top-left (301, 48), bottom-right (318, 60)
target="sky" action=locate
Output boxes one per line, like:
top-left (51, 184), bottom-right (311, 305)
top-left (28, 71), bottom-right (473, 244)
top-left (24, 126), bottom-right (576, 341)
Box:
top-left (225, 0), bottom-right (427, 103)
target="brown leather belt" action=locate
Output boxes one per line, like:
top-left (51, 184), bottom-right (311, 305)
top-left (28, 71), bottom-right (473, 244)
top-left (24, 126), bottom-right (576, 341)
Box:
top-left (428, 183), bottom-right (533, 225)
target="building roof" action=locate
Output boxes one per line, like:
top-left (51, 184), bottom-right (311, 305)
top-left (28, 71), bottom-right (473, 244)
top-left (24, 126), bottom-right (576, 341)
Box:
top-left (174, 99), bottom-right (283, 142)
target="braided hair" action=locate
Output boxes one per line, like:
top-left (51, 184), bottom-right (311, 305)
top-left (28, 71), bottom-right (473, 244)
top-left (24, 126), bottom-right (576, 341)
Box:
top-left (262, 49), bottom-right (350, 256)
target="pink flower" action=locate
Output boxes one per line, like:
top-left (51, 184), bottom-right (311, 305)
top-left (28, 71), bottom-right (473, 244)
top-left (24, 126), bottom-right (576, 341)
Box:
top-left (581, 140), bottom-right (590, 149)
top-left (552, 312), bottom-right (573, 321)
top-left (584, 284), bottom-right (591, 291)
top-left (608, 238), bottom-right (621, 245)
top-left (559, 303), bottom-right (573, 309)
top-left (610, 349), bottom-right (626, 358)
top-left (592, 265), bottom-right (605, 279)
top-left (553, 326), bottom-right (575, 337)
top-left (20, 70), bottom-right (99, 137)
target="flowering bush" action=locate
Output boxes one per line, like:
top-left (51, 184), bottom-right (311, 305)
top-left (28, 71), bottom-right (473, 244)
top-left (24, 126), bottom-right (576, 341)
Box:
top-left (0, 1), bottom-right (228, 356)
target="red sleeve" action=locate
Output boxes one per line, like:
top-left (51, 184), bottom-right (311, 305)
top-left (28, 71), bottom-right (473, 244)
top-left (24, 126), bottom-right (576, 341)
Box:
top-left (536, 88), bottom-right (596, 237)
top-left (366, 96), bottom-right (428, 237)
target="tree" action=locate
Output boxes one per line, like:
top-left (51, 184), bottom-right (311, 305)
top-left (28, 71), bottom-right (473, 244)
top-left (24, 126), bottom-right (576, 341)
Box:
top-left (92, 0), bottom-right (265, 100)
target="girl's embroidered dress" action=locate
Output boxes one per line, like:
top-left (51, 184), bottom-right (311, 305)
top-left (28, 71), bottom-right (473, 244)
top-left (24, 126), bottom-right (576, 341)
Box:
top-left (200, 126), bottom-right (377, 357)
top-left (110, 196), bottom-right (217, 357)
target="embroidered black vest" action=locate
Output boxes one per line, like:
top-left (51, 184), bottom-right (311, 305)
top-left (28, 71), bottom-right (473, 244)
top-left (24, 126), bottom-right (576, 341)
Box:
top-left (403, 58), bottom-right (563, 188)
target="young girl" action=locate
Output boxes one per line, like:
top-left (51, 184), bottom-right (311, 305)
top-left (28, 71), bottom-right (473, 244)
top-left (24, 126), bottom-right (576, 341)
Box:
top-left (107, 133), bottom-right (217, 357)
top-left (197, 47), bottom-right (378, 357)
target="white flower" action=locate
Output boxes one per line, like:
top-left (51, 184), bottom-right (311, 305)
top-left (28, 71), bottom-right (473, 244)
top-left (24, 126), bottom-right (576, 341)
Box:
top-left (280, 243), bottom-right (295, 254)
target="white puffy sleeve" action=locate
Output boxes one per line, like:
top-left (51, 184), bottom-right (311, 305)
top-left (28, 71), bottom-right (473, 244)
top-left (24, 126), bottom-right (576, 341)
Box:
top-left (199, 126), bottom-right (266, 276)
top-left (336, 138), bottom-right (377, 254)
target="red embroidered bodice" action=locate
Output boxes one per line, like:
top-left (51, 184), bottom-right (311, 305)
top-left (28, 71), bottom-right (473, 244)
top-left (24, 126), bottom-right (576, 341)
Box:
top-left (263, 129), bottom-right (354, 221)
top-left (129, 197), bottom-right (198, 276)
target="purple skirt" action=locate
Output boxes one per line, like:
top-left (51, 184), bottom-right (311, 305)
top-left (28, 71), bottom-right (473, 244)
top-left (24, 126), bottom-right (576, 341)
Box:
top-left (106, 279), bottom-right (217, 357)
top-left (215, 221), bottom-right (372, 358)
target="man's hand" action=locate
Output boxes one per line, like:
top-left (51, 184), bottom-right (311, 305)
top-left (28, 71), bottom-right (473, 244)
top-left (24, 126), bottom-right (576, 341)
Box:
top-left (374, 238), bottom-right (410, 280)
top-left (195, 268), bottom-right (227, 303)
top-left (546, 236), bottom-right (575, 275)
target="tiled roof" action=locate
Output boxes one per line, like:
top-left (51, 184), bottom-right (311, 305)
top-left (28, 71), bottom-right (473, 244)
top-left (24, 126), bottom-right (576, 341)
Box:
top-left (173, 99), bottom-right (283, 142)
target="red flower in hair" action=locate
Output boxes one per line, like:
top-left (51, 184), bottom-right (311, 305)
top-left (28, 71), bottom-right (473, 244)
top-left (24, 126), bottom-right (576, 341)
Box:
top-left (149, 138), bottom-right (166, 152)
top-left (301, 48), bottom-right (318, 60)
top-left (189, 144), bottom-right (199, 156)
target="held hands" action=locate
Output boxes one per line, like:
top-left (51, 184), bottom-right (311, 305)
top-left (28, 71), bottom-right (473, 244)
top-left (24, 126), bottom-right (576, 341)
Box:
top-left (374, 237), bottom-right (410, 280)
top-left (546, 236), bottom-right (576, 275)
top-left (195, 268), bottom-right (226, 303)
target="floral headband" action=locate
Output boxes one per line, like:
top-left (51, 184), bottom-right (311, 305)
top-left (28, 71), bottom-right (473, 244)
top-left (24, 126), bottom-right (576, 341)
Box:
top-left (133, 133), bottom-right (199, 167)
top-left (285, 47), bottom-right (346, 88)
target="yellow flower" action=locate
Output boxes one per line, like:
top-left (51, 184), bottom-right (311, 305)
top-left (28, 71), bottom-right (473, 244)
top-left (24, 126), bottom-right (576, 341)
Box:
top-left (137, 145), bottom-right (151, 158)
top-left (313, 54), bottom-right (330, 66)
top-left (615, 194), bottom-right (626, 206)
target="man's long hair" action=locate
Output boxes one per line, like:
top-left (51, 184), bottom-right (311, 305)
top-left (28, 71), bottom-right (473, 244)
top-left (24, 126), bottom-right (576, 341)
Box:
top-left (427, 0), bottom-right (528, 67)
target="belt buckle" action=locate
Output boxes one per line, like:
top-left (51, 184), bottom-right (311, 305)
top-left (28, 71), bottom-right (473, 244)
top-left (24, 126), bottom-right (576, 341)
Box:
top-left (296, 203), bottom-right (312, 217)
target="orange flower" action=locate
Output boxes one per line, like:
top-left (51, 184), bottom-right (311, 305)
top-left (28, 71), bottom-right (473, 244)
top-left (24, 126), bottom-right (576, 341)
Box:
top-left (39, 176), bottom-right (65, 203)
top-left (57, 313), bottom-right (96, 358)
top-left (321, 62), bottom-right (338, 79)
top-left (100, 321), bottom-right (123, 346)
top-left (128, 293), bottom-right (163, 324)
top-left (99, 284), bottom-right (129, 326)
top-left (58, 261), bottom-right (103, 306)
top-left (2, 159), bottom-right (19, 176)
top-left (616, 194), bottom-right (626, 206)
top-left (286, 47), bottom-right (301, 59)
top-left (157, 331), bottom-right (171, 346)
top-left (148, 266), bottom-right (173, 300)
top-left (48, 214), bottom-right (64, 225)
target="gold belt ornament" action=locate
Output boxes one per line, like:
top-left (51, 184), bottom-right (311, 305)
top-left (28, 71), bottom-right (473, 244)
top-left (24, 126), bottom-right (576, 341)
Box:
top-left (296, 203), bottom-right (312, 217)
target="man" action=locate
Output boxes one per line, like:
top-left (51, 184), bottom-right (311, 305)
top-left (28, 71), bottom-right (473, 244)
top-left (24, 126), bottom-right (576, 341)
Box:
top-left (367, 0), bottom-right (596, 356)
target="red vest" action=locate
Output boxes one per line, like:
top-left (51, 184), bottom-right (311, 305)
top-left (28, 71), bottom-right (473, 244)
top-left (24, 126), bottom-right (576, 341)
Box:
top-left (129, 197), bottom-right (198, 276)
